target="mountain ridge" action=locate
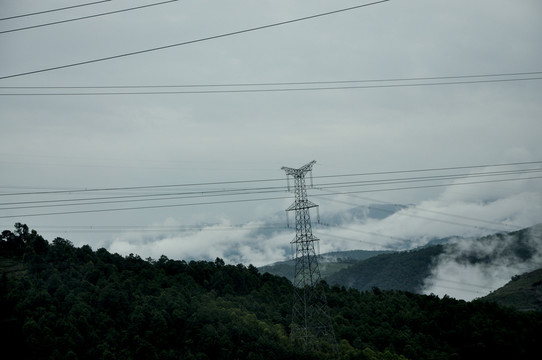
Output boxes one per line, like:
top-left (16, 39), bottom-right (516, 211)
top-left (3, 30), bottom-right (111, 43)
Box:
top-left (261, 224), bottom-right (542, 307)
top-left (482, 267), bottom-right (542, 311)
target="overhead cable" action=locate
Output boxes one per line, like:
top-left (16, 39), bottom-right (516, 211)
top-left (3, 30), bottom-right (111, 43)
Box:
top-left (0, 187), bottom-right (288, 210)
top-left (0, 1), bottom-right (179, 34)
top-left (2, 71), bottom-right (540, 90)
top-left (0, 172), bottom-right (539, 218)
top-left (314, 191), bottom-right (522, 230)
top-left (0, 195), bottom-right (293, 219)
top-left (315, 192), bottom-right (508, 233)
top-left (2, 167), bottom-right (540, 208)
top-left (2, 76), bottom-right (541, 95)
top-left (1, 160), bottom-right (540, 197)
top-left (0, 0), bottom-right (390, 80)
top-left (0, 1), bottom-right (112, 21)
top-left (0, 178), bottom-right (285, 197)
top-left (13, 223), bottom-right (287, 233)
top-left (314, 160), bottom-right (542, 179)
top-left (314, 168), bottom-right (542, 189)
top-left (314, 175), bottom-right (542, 196)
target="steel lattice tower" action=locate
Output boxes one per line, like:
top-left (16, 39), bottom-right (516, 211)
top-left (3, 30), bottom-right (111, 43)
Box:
top-left (282, 160), bottom-right (337, 353)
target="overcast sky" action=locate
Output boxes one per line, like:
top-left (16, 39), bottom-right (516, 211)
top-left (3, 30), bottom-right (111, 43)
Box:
top-left (1, 1), bottom-right (542, 298)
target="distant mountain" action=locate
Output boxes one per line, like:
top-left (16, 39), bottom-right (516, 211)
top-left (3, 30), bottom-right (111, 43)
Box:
top-left (447, 225), bottom-right (541, 266)
top-left (481, 268), bottom-right (542, 312)
top-left (327, 225), bottom-right (542, 294)
top-left (259, 249), bottom-right (393, 282)
top-left (263, 224), bottom-right (542, 297)
top-left (326, 245), bottom-right (444, 293)
top-left (259, 240), bottom-right (455, 289)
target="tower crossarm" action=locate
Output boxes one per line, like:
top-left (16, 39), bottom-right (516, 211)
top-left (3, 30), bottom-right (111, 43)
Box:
top-left (281, 160), bottom-right (316, 177)
top-left (285, 200), bottom-right (319, 212)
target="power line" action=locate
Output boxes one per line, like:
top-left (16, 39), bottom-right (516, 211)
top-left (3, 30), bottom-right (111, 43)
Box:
top-left (2, 76), bottom-right (541, 95)
top-left (0, 161), bottom-right (539, 218)
top-left (0, 169), bottom-right (540, 236)
top-left (0, 195), bottom-right (292, 219)
top-left (424, 284), bottom-right (488, 296)
top-left (0, 187), bottom-right (288, 210)
top-left (4, 167), bottom-right (539, 206)
top-left (319, 224), bottom-right (410, 247)
top-left (315, 175), bottom-right (542, 196)
top-left (316, 193), bottom-right (506, 234)
top-left (1, 166), bottom-right (539, 210)
top-left (313, 172), bottom-right (542, 233)
top-left (2, 160), bottom-right (540, 197)
top-left (2, 71), bottom-right (540, 89)
top-left (0, 177), bottom-right (285, 197)
top-left (0, 186), bottom-right (285, 206)
top-left (0, 1), bottom-right (178, 34)
top-left (316, 191), bottom-right (522, 230)
top-left (0, 1), bottom-right (112, 21)
top-left (1, 173), bottom-right (539, 219)
top-left (13, 223), bottom-right (287, 233)
top-left (432, 277), bottom-right (495, 291)
top-left (314, 160), bottom-right (542, 179)
top-left (0, 161), bottom-right (542, 198)
top-left (314, 168), bottom-right (542, 190)
top-left (0, 0), bottom-right (390, 80)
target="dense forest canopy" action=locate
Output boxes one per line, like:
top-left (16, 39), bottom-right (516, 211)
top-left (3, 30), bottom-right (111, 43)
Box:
top-left (1, 223), bottom-right (541, 360)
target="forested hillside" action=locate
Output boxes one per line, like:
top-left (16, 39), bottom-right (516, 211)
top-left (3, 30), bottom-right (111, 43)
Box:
top-left (2, 224), bottom-right (542, 360)
top-left (259, 249), bottom-right (392, 282)
top-left (482, 268), bottom-right (542, 311)
top-left (326, 246), bottom-right (444, 293)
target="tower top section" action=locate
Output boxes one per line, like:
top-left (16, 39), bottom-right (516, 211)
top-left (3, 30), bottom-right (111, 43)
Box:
top-left (281, 160), bottom-right (316, 177)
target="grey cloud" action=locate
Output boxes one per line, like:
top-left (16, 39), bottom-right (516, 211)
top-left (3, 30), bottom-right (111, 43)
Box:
top-left (423, 224), bottom-right (542, 301)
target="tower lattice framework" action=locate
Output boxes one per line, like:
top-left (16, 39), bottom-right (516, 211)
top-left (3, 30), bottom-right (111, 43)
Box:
top-left (282, 160), bottom-right (337, 352)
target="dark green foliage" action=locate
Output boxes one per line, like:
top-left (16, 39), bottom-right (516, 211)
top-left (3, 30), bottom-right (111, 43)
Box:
top-left (1, 223), bottom-right (48, 258)
top-left (328, 285), bottom-right (541, 360)
top-left (1, 224), bottom-right (541, 360)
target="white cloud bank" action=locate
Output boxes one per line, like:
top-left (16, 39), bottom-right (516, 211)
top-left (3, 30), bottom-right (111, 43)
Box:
top-left (104, 170), bottom-right (541, 271)
top-left (108, 217), bottom-right (292, 267)
top-left (423, 224), bottom-right (542, 301)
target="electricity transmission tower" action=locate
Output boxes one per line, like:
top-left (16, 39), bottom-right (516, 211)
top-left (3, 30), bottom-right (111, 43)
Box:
top-left (282, 160), bottom-right (337, 353)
